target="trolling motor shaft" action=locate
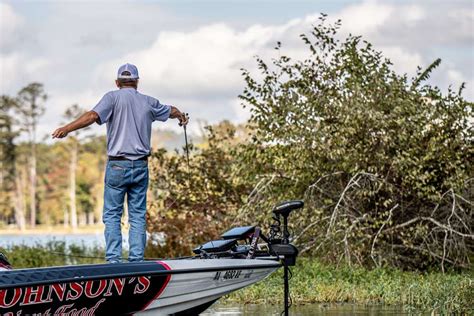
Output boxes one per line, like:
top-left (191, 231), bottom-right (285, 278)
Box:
top-left (269, 200), bottom-right (303, 316)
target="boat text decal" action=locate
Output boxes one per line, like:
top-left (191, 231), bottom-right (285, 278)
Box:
top-left (0, 275), bottom-right (169, 315)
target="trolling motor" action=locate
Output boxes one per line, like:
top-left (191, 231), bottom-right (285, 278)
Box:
top-left (192, 200), bottom-right (304, 315)
top-left (269, 200), bottom-right (303, 316)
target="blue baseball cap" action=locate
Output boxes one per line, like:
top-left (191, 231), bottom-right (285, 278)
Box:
top-left (117, 63), bottom-right (139, 80)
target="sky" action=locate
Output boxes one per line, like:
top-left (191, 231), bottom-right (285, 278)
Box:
top-left (1, 0), bottom-right (473, 140)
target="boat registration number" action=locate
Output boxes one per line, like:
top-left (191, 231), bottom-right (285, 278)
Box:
top-left (214, 270), bottom-right (246, 281)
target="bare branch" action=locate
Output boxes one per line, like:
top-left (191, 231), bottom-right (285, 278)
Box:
top-left (386, 217), bottom-right (473, 239)
top-left (371, 204), bottom-right (398, 267)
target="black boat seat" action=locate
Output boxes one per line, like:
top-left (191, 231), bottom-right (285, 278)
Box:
top-left (273, 200), bottom-right (304, 217)
top-left (193, 239), bottom-right (237, 254)
top-left (221, 226), bottom-right (255, 240)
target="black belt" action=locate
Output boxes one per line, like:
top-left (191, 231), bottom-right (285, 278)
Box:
top-left (108, 156), bottom-right (148, 161)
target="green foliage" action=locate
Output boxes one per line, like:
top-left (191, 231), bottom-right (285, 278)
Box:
top-left (226, 258), bottom-right (474, 314)
top-left (0, 96), bottom-right (19, 221)
top-left (238, 15), bottom-right (473, 268)
top-left (144, 16), bottom-right (472, 270)
top-left (146, 122), bottom-right (252, 258)
top-left (0, 241), bottom-right (104, 268)
top-left (16, 82), bottom-right (47, 130)
top-left (1, 136), bottom-right (106, 227)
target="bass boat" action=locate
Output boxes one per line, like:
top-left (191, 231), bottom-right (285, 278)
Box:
top-left (0, 200), bottom-right (303, 315)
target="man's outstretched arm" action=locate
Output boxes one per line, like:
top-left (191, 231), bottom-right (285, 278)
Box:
top-left (52, 111), bottom-right (99, 138)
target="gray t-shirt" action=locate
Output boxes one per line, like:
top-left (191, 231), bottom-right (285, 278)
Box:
top-left (92, 87), bottom-right (171, 160)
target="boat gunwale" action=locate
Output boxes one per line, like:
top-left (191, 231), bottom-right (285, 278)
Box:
top-left (0, 259), bottom-right (281, 290)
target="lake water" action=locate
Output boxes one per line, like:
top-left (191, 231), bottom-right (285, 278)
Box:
top-left (0, 231), bottom-right (167, 249)
top-left (0, 233), bottom-right (111, 248)
top-left (204, 303), bottom-right (409, 315)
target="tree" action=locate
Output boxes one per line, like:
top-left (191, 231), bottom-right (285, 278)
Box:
top-left (16, 83), bottom-right (47, 227)
top-left (81, 135), bottom-right (107, 225)
top-left (62, 104), bottom-right (88, 229)
top-left (0, 96), bottom-right (25, 229)
top-left (0, 97), bottom-right (15, 218)
top-left (239, 15), bottom-right (473, 269)
top-left (36, 141), bottom-right (69, 226)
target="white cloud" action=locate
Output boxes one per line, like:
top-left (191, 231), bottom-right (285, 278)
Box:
top-left (379, 46), bottom-right (423, 75)
top-left (448, 8), bottom-right (474, 37)
top-left (0, 53), bottom-right (50, 95)
top-left (404, 5), bottom-right (425, 24)
top-left (0, 3), bottom-right (50, 95)
top-left (0, 2), bottom-right (24, 51)
top-left (94, 21), bottom-right (309, 99)
top-left (447, 69), bottom-right (474, 100)
top-left (331, 0), bottom-right (473, 96)
top-left (337, 1), bottom-right (394, 34)
top-left (448, 69), bottom-right (465, 84)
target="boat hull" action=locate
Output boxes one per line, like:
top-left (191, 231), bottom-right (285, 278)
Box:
top-left (0, 259), bottom-right (279, 315)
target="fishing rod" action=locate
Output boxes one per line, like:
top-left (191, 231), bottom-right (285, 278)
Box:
top-left (182, 113), bottom-right (190, 170)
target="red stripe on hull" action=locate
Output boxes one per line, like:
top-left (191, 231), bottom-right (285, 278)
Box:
top-left (139, 261), bottom-right (172, 311)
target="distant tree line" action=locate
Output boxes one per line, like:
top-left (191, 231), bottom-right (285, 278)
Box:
top-left (0, 86), bottom-right (106, 229)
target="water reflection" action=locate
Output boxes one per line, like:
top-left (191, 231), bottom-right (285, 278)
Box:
top-left (203, 303), bottom-right (410, 315)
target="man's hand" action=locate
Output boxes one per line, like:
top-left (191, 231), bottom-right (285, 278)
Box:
top-left (52, 127), bottom-right (69, 138)
top-left (178, 112), bottom-right (189, 126)
top-left (170, 106), bottom-right (189, 126)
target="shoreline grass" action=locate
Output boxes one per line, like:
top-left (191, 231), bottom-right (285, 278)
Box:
top-left (226, 258), bottom-right (473, 314)
top-left (1, 243), bottom-right (472, 314)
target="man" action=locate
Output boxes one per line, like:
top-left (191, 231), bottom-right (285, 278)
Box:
top-left (52, 63), bottom-right (188, 263)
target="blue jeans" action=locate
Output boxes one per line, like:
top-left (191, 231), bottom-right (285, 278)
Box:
top-left (103, 159), bottom-right (149, 263)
